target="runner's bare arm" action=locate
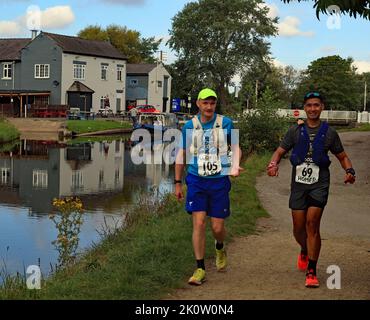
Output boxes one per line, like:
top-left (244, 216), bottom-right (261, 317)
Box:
top-left (267, 147), bottom-right (287, 177)
top-left (334, 151), bottom-right (356, 184)
top-left (230, 145), bottom-right (244, 177)
top-left (175, 149), bottom-right (186, 200)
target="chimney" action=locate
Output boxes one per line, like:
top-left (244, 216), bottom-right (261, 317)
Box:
top-left (31, 30), bottom-right (38, 40)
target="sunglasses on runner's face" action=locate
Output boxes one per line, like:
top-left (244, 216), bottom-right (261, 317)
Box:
top-left (304, 92), bottom-right (321, 99)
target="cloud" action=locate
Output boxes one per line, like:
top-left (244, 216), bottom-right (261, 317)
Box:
top-left (0, 5), bottom-right (75, 37)
top-left (264, 3), bottom-right (279, 19)
top-left (257, 2), bottom-right (279, 19)
top-left (38, 6), bottom-right (75, 29)
top-left (278, 16), bottom-right (315, 37)
top-left (272, 58), bottom-right (287, 68)
top-left (0, 21), bottom-right (22, 37)
top-left (353, 60), bottom-right (370, 74)
top-left (155, 35), bottom-right (171, 44)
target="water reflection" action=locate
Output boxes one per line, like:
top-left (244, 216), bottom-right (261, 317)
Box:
top-left (0, 137), bottom-right (174, 276)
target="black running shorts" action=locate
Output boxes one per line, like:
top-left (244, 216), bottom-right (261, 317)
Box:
top-left (289, 185), bottom-right (329, 210)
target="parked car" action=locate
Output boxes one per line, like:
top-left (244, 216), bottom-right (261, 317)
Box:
top-left (128, 104), bottom-right (159, 113)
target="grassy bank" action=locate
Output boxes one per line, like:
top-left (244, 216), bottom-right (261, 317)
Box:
top-left (0, 153), bottom-right (270, 300)
top-left (337, 123), bottom-right (370, 132)
top-left (67, 120), bottom-right (132, 134)
top-left (0, 119), bottom-right (20, 144)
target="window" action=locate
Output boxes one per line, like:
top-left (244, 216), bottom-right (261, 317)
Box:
top-left (1, 168), bottom-right (10, 185)
top-left (100, 96), bottom-right (105, 109)
top-left (116, 98), bottom-right (121, 112)
top-left (115, 140), bottom-right (121, 153)
top-left (101, 65), bottom-right (108, 80)
top-left (157, 81), bottom-right (163, 88)
top-left (34, 64), bottom-right (50, 79)
top-left (2, 63), bottom-right (12, 79)
top-left (32, 170), bottom-right (48, 188)
top-left (117, 66), bottom-right (123, 81)
top-left (130, 79), bottom-right (138, 86)
top-left (71, 170), bottom-right (84, 191)
top-left (99, 170), bottom-right (105, 189)
top-left (73, 64), bottom-right (86, 80)
top-left (34, 96), bottom-right (49, 106)
top-left (114, 169), bottom-right (120, 186)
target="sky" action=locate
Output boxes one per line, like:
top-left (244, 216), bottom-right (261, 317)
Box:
top-left (1, 0), bottom-right (370, 74)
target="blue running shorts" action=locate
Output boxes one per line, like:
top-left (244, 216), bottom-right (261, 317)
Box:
top-left (185, 173), bottom-right (231, 219)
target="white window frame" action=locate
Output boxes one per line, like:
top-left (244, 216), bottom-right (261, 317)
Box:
top-left (117, 66), bottom-right (123, 81)
top-left (32, 170), bottom-right (48, 188)
top-left (34, 64), bottom-right (50, 79)
top-left (101, 65), bottom-right (108, 80)
top-left (73, 64), bottom-right (86, 80)
top-left (1, 168), bottom-right (10, 184)
top-left (2, 63), bottom-right (12, 79)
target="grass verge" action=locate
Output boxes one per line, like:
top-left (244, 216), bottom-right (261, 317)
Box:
top-left (0, 119), bottom-right (20, 144)
top-left (0, 153), bottom-right (270, 300)
top-left (338, 123), bottom-right (370, 132)
top-left (67, 120), bottom-right (132, 134)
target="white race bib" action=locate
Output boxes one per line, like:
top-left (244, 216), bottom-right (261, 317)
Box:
top-left (295, 162), bottom-right (320, 185)
top-left (198, 153), bottom-right (222, 176)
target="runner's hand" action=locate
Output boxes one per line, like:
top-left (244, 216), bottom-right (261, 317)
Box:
top-left (175, 184), bottom-right (184, 201)
top-left (267, 161), bottom-right (279, 177)
top-left (344, 173), bottom-right (355, 184)
top-left (229, 166), bottom-right (244, 177)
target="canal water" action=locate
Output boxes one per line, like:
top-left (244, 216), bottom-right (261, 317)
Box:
top-left (0, 137), bottom-right (175, 278)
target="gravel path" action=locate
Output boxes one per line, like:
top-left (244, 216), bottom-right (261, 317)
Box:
top-left (168, 131), bottom-right (370, 300)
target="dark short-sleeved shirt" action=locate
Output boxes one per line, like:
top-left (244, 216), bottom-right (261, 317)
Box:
top-left (280, 122), bottom-right (344, 189)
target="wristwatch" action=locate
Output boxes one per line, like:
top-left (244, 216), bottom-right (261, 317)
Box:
top-left (174, 179), bottom-right (182, 184)
top-left (345, 168), bottom-right (356, 176)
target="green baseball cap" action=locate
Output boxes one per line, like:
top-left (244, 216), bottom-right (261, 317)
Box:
top-left (197, 88), bottom-right (217, 100)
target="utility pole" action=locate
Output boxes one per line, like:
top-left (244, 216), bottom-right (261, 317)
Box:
top-left (364, 81), bottom-right (367, 112)
top-left (255, 80), bottom-right (259, 108)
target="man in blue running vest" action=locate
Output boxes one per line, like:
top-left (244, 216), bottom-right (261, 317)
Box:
top-left (174, 88), bottom-right (243, 285)
top-left (267, 92), bottom-right (356, 288)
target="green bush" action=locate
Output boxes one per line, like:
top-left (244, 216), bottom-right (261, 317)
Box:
top-left (236, 88), bottom-right (289, 154)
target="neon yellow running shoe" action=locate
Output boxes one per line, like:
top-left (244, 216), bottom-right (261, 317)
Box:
top-left (188, 268), bottom-right (206, 286)
top-left (216, 246), bottom-right (227, 272)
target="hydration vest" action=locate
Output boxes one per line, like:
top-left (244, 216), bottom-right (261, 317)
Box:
top-left (189, 114), bottom-right (228, 156)
top-left (290, 121), bottom-right (331, 168)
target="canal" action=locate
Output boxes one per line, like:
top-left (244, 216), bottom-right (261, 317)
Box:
top-left (0, 137), bottom-right (175, 278)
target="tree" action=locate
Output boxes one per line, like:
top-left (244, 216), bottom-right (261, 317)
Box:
top-left (282, 0), bottom-right (370, 20)
top-left (78, 24), bottom-right (161, 63)
top-left (294, 55), bottom-right (361, 110)
top-left (168, 0), bottom-right (277, 112)
top-left (240, 58), bottom-right (301, 108)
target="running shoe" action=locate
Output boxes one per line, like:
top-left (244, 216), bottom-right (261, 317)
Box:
top-left (188, 268), bottom-right (206, 286)
top-left (297, 252), bottom-right (309, 271)
top-left (215, 246), bottom-right (227, 272)
top-left (305, 270), bottom-right (320, 288)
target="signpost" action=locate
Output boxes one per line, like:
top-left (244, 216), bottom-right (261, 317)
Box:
top-left (172, 98), bottom-right (181, 112)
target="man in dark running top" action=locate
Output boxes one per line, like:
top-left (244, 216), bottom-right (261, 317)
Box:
top-left (267, 92), bottom-right (356, 288)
